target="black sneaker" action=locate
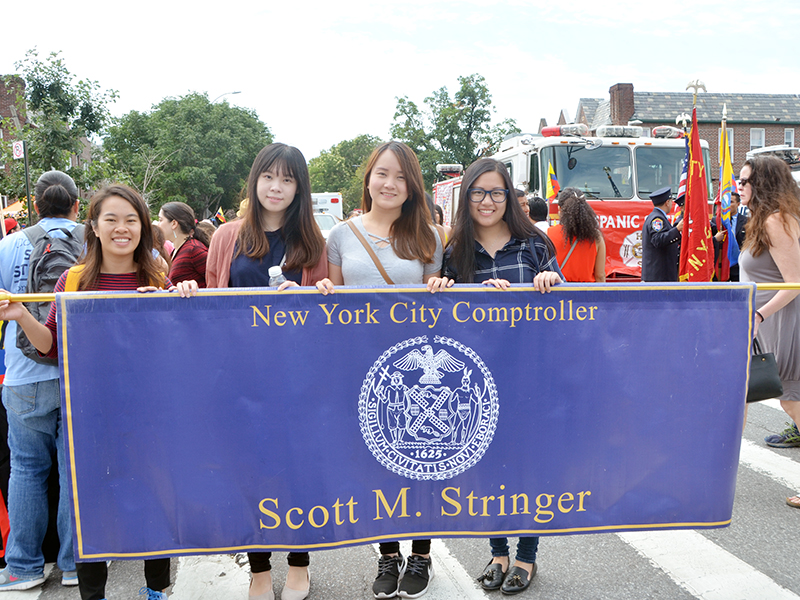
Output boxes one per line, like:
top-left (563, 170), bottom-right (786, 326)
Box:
top-left (398, 555), bottom-right (433, 598)
top-left (373, 553), bottom-right (405, 599)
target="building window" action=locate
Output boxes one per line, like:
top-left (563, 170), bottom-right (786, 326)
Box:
top-left (750, 128), bottom-right (765, 151)
top-left (718, 128), bottom-right (734, 161)
top-left (785, 128), bottom-right (795, 148)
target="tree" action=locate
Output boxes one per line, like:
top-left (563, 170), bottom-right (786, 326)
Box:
top-left (308, 134), bottom-right (382, 215)
top-left (103, 93), bottom-right (272, 217)
top-left (390, 74), bottom-right (520, 186)
top-left (0, 49), bottom-right (118, 198)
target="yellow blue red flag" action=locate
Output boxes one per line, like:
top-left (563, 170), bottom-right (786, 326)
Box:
top-left (215, 207), bottom-right (227, 223)
top-left (719, 127), bottom-right (739, 265)
top-left (546, 162), bottom-right (560, 200)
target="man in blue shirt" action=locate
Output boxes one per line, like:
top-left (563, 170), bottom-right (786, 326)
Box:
top-left (0, 171), bottom-right (81, 591)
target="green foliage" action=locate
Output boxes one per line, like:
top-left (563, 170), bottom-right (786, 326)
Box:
top-left (308, 134), bottom-right (382, 215)
top-left (389, 74), bottom-right (520, 187)
top-left (20, 48), bottom-right (116, 138)
top-left (0, 49), bottom-right (118, 199)
top-left (103, 93), bottom-right (272, 218)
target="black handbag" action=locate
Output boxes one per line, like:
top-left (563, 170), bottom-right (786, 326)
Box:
top-left (747, 339), bottom-right (783, 403)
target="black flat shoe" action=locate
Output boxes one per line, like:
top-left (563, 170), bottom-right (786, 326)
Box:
top-left (477, 561), bottom-right (506, 591)
top-left (501, 563), bottom-right (537, 595)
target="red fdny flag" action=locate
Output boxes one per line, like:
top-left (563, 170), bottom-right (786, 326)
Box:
top-left (679, 107), bottom-right (713, 282)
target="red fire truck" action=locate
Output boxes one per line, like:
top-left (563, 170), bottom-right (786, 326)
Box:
top-left (433, 125), bottom-right (712, 279)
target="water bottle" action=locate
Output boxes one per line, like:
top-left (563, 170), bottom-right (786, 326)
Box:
top-left (268, 266), bottom-right (287, 287)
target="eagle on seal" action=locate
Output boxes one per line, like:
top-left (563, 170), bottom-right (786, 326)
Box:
top-left (393, 345), bottom-right (465, 384)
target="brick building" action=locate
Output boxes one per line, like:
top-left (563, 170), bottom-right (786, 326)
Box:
top-left (576, 83), bottom-right (800, 189)
top-left (0, 77), bottom-right (27, 171)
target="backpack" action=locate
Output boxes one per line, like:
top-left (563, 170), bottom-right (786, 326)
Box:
top-left (16, 224), bottom-right (85, 365)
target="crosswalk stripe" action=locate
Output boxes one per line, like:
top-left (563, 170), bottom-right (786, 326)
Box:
top-left (618, 530), bottom-right (800, 600)
top-left (429, 539), bottom-right (486, 599)
top-left (171, 554), bottom-right (250, 599)
top-left (739, 438), bottom-right (800, 490)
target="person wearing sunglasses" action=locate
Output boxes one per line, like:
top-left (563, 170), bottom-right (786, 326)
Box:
top-left (738, 158), bottom-right (800, 509)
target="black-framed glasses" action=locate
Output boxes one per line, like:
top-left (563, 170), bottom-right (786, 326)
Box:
top-left (739, 177), bottom-right (750, 187)
top-left (468, 188), bottom-right (508, 203)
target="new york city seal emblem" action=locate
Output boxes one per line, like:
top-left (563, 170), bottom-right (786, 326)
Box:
top-left (359, 335), bottom-right (499, 481)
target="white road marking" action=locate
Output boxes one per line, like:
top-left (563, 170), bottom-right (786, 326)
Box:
top-left (739, 438), bottom-right (800, 490)
top-left (170, 554), bottom-right (250, 599)
top-left (372, 540), bottom-right (485, 600)
top-left (760, 398), bottom-right (782, 412)
top-left (618, 530), bottom-right (800, 600)
top-left (429, 539), bottom-right (486, 599)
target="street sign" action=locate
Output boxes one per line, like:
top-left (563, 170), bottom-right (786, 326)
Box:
top-left (12, 141), bottom-right (24, 160)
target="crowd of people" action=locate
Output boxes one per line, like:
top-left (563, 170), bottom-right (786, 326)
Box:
top-left (0, 141), bottom-right (795, 599)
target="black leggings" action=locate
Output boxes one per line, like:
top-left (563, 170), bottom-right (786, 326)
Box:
top-left (76, 559), bottom-right (170, 600)
top-left (379, 540), bottom-right (431, 556)
top-left (248, 551), bottom-right (310, 573)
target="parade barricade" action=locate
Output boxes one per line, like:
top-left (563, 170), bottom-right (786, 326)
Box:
top-left (56, 283), bottom-right (753, 560)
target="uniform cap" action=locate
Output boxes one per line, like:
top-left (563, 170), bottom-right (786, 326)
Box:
top-left (649, 187), bottom-right (672, 205)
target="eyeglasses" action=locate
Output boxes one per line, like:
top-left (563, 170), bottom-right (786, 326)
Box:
top-left (739, 177), bottom-right (750, 187)
top-left (468, 188), bottom-right (508, 203)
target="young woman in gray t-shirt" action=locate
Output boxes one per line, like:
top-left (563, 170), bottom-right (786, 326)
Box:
top-left (317, 141), bottom-right (441, 599)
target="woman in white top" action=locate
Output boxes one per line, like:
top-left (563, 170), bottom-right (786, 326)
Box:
top-left (317, 141), bottom-right (442, 599)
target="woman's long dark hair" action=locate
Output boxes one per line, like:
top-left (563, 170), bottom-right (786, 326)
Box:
top-left (79, 185), bottom-right (164, 290)
top-left (361, 141), bottom-right (437, 263)
top-left (161, 201), bottom-right (211, 248)
top-left (447, 159), bottom-right (553, 282)
top-left (236, 143), bottom-right (325, 270)
top-left (742, 156), bottom-right (800, 257)
top-left (557, 187), bottom-right (602, 244)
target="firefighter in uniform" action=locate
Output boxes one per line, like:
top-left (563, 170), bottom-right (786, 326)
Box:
top-left (641, 186), bottom-right (684, 281)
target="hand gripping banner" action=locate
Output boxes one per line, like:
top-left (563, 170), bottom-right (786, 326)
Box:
top-left (57, 283), bottom-right (754, 560)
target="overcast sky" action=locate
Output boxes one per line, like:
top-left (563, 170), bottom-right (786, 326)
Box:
top-left (2, 0), bottom-right (798, 161)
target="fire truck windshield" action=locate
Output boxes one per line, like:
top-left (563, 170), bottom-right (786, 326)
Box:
top-left (634, 146), bottom-right (686, 198)
top-left (541, 145), bottom-right (633, 199)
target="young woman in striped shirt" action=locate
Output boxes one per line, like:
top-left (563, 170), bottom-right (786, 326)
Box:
top-left (0, 184), bottom-right (196, 600)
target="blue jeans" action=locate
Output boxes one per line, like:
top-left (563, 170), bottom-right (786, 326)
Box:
top-left (489, 537), bottom-right (539, 564)
top-left (3, 380), bottom-right (75, 576)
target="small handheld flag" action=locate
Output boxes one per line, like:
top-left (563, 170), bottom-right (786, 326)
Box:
top-left (546, 163), bottom-right (560, 200)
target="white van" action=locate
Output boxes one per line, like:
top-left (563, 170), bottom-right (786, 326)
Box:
top-left (311, 193), bottom-right (344, 220)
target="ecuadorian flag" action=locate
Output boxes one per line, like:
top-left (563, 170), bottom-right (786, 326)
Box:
top-left (215, 207), bottom-right (227, 223)
top-left (546, 162), bottom-right (560, 200)
top-left (719, 126), bottom-right (739, 265)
